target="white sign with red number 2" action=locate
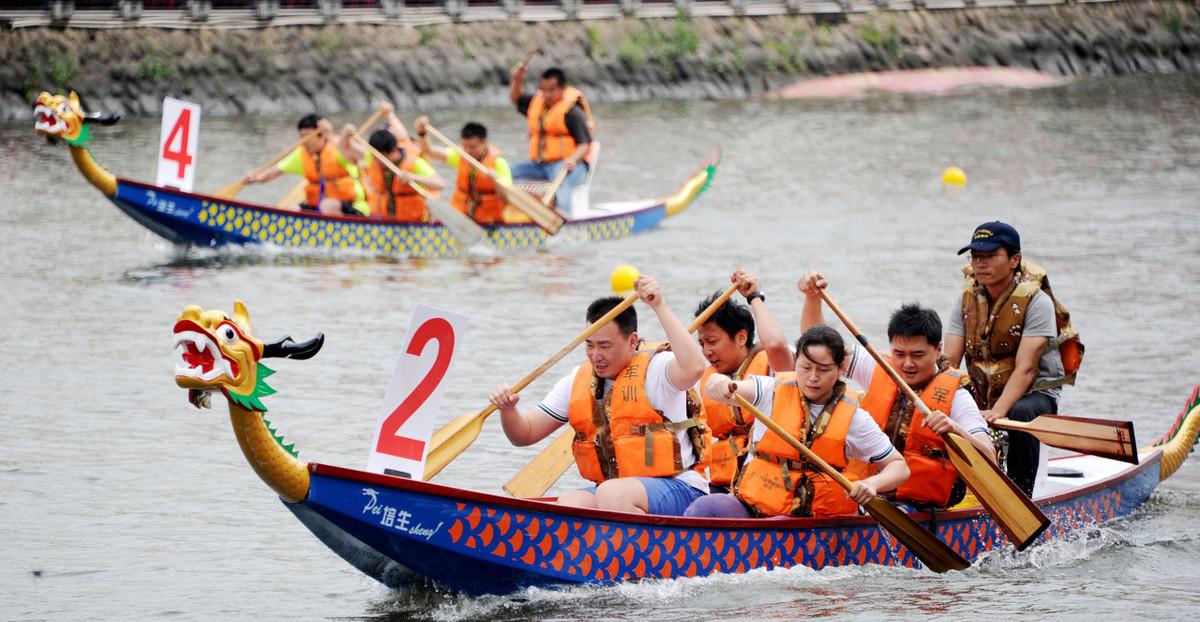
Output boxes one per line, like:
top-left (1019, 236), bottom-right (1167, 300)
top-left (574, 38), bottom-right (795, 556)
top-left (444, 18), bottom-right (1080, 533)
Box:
top-left (368, 304), bottom-right (469, 479)
top-left (156, 97), bottom-right (201, 192)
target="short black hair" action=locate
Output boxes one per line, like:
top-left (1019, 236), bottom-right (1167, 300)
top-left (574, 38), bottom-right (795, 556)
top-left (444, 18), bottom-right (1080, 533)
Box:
top-left (461, 122), bottom-right (487, 140)
top-left (297, 114), bottom-right (321, 130)
top-left (587, 296), bottom-right (637, 336)
top-left (368, 129), bottom-right (397, 154)
top-left (541, 67), bottom-right (567, 86)
top-left (694, 291), bottom-right (756, 348)
top-left (887, 303), bottom-right (942, 347)
top-left (795, 325), bottom-right (847, 367)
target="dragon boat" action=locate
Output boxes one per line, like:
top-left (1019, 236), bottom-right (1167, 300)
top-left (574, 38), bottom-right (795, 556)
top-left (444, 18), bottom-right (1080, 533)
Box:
top-left (34, 92), bottom-right (718, 258)
top-left (173, 301), bottom-right (1200, 596)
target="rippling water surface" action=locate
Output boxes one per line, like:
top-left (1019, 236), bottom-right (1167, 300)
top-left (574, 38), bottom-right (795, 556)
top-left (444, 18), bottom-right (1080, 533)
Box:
top-left (3, 74), bottom-right (1199, 621)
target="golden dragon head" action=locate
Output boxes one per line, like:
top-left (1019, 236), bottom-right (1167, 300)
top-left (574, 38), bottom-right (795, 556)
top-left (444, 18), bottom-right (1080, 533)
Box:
top-left (173, 301), bottom-right (324, 411)
top-left (34, 91), bottom-right (120, 147)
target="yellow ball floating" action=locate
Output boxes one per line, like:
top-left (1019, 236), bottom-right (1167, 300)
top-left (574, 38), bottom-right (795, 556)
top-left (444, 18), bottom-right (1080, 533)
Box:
top-left (610, 264), bottom-right (640, 294)
top-left (942, 166), bottom-right (968, 187)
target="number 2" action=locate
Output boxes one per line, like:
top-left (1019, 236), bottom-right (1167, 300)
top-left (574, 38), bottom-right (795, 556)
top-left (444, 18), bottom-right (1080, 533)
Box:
top-left (162, 108), bottom-right (193, 178)
top-left (375, 318), bottom-right (455, 460)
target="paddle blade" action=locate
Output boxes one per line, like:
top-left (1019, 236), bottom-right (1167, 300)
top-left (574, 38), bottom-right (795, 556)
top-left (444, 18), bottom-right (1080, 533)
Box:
top-left (500, 184), bottom-right (565, 234)
top-left (213, 179), bottom-right (245, 200)
top-left (426, 199), bottom-right (488, 249)
top-left (999, 415), bottom-right (1139, 465)
top-left (422, 409), bottom-right (490, 480)
top-left (503, 428), bottom-right (575, 498)
top-left (944, 433), bottom-right (1050, 550)
top-left (863, 496), bottom-right (970, 573)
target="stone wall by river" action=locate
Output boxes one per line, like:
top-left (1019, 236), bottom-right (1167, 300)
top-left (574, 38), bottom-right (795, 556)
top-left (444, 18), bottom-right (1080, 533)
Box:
top-left (3, 1), bottom-right (1197, 120)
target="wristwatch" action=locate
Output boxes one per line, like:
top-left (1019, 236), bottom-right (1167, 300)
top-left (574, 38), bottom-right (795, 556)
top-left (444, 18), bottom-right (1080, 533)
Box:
top-left (745, 291), bottom-right (766, 304)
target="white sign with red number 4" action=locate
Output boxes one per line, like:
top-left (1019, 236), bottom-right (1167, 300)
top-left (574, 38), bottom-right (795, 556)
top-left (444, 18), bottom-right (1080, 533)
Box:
top-left (156, 97), bottom-right (201, 192)
top-left (368, 304), bottom-right (469, 479)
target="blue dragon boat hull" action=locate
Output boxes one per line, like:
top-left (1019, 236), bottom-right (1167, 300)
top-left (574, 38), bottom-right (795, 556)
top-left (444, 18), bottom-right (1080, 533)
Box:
top-left (107, 151), bottom-right (716, 258)
top-left (287, 450), bottom-right (1164, 596)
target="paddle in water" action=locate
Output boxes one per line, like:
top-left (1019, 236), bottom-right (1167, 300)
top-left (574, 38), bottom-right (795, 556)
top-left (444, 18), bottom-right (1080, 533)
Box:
top-left (502, 275), bottom-right (742, 498)
top-left (816, 288), bottom-right (1050, 551)
top-left (732, 392), bottom-right (970, 573)
top-left (422, 266), bottom-right (642, 480)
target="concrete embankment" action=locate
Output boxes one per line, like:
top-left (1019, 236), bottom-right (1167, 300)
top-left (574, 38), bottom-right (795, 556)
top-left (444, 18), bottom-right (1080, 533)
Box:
top-left (3, 1), bottom-right (1197, 120)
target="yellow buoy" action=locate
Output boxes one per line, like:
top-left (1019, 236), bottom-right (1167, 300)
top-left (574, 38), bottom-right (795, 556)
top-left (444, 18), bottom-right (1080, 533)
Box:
top-left (942, 166), bottom-right (968, 187)
top-left (610, 264), bottom-right (640, 294)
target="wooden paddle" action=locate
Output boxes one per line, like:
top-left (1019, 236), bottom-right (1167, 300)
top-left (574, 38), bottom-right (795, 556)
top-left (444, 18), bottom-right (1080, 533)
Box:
top-left (213, 130), bottom-right (317, 200)
top-left (422, 288), bottom-right (641, 481)
top-left (817, 289), bottom-right (1050, 551)
top-left (502, 282), bottom-right (741, 498)
top-left (274, 107), bottom-right (389, 210)
top-left (424, 124), bottom-right (565, 234)
top-left (731, 392), bottom-right (970, 573)
top-left (349, 134), bottom-right (487, 249)
top-left (542, 167), bottom-right (570, 208)
top-left (992, 415), bottom-right (1138, 464)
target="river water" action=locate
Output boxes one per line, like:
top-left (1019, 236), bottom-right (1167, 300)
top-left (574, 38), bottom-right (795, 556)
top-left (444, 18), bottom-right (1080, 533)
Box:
top-left (3, 73), bottom-right (1200, 621)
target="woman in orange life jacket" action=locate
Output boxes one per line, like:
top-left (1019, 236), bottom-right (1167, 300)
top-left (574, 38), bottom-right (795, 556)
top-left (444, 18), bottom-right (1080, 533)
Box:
top-left (690, 326), bottom-right (910, 519)
top-left (242, 113), bottom-right (368, 216)
top-left (489, 275), bottom-right (710, 516)
top-left (798, 271), bottom-right (996, 509)
top-left (509, 63), bottom-right (593, 217)
top-left (413, 116), bottom-right (513, 225)
top-left (363, 126), bottom-right (445, 222)
top-left (685, 270), bottom-right (793, 504)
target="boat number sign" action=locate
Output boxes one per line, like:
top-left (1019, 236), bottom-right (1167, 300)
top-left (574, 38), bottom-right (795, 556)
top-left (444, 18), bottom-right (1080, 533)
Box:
top-left (156, 97), bottom-right (201, 192)
top-left (368, 304), bottom-right (469, 479)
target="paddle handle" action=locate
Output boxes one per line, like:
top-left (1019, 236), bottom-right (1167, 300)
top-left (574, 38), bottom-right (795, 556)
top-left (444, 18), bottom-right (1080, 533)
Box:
top-left (426, 124), bottom-right (498, 182)
top-left (542, 167), bottom-right (569, 207)
top-left (479, 291), bottom-right (641, 427)
top-left (248, 132), bottom-right (315, 179)
top-left (732, 392), bottom-right (857, 493)
top-left (817, 290), bottom-right (938, 420)
top-left (350, 134), bottom-right (433, 200)
top-left (689, 283), bottom-right (739, 331)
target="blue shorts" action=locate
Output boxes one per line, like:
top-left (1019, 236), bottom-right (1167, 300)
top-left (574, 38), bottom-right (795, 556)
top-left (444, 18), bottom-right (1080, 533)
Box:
top-left (582, 477), bottom-right (706, 516)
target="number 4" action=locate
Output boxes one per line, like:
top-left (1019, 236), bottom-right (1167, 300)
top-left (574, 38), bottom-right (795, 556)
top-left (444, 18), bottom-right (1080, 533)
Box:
top-left (162, 108), bottom-right (193, 178)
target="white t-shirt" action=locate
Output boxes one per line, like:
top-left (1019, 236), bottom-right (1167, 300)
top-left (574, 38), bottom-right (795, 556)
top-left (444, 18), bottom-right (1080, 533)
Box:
top-left (538, 351), bottom-right (708, 492)
top-left (843, 344), bottom-right (989, 437)
top-left (745, 375), bottom-right (898, 464)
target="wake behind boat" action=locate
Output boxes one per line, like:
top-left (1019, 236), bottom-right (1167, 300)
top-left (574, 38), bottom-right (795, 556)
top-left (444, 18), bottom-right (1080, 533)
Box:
top-left (172, 300), bottom-right (1200, 596)
top-left (35, 91), bottom-right (718, 258)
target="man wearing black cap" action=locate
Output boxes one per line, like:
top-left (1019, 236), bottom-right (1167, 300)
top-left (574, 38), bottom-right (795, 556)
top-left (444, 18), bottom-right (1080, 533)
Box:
top-left (943, 221), bottom-right (1082, 497)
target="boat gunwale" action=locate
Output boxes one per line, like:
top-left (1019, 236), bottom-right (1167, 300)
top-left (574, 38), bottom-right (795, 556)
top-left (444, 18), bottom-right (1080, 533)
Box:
top-left (307, 448), bottom-right (1161, 531)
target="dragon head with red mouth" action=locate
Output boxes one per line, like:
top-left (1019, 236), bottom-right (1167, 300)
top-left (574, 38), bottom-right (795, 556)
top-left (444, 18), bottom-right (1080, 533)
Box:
top-left (174, 301), bottom-right (323, 412)
top-left (34, 91), bottom-right (120, 147)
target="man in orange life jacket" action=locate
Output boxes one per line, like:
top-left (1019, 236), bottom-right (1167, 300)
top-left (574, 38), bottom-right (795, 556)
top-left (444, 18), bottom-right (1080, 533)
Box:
top-left (694, 326), bottom-right (909, 519)
top-left (489, 275), bottom-right (710, 516)
top-left (798, 271), bottom-right (996, 509)
top-left (509, 62), bottom-right (593, 217)
top-left (414, 116), bottom-right (513, 225)
top-left (688, 270), bottom-right (793, 500)
top-left (242, 113), bottom-right (368, 216)
top-left (363, 111), bottom-right (445, 222)
top-left (944, 222), bottom-right (1075, 496)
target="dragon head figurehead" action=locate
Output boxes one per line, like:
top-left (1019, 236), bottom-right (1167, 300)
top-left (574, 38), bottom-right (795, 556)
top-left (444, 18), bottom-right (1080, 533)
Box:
top-left (34, 91), bottom-right (120, 147)
top-left (173, 301), bottom-right (324, 503)
top-left (173, 301), bottom-right (324, 412)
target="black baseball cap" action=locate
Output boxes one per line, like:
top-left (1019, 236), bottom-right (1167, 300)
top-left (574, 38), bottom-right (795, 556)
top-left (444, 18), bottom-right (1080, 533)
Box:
top-left (957, 221), bottom-right (1021, 255)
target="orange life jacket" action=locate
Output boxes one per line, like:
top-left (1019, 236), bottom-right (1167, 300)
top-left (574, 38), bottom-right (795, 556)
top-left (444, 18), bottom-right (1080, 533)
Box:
top-left (300, 142), bottom-right (359, 205)
top-left (854, 360), bottom-right (962, 507)
top-left (701, 350), bottom-right (770, 487)
top-left (733, 380), bottom-right (863, 518)
top-left (567, 352), bottom-right (708, 485)
top-left (365, 155), bottom-right (429, 222)
top-left (526, 86), bottom-right (595, 164)
top-left (961, 260), bottom-right (1083, 408)
top-left (451, 146), bottom-right (505, 224)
